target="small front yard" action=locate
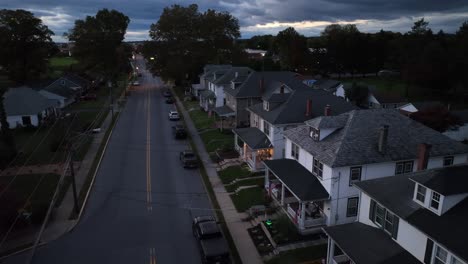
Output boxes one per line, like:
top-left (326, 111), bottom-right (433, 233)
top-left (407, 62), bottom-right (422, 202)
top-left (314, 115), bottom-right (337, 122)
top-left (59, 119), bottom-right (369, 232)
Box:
top-left (230, 186), bottom-right (268, 212)
top-left (266, 244), bottom-right (327, 264)
top-left (225, 177), bottom-right (264, 193)
top-left (218, 165), bottom-right (252, 184)
top-left (199, 129), bottom-right (234, 153)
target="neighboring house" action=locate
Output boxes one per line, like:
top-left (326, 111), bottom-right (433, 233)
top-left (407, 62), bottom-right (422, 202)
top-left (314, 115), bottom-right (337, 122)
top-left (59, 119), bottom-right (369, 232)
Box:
top-left (324, 165), bottom-right (468, 264)
top-left (444, 110), bottom-right (468, 142)
top-left (398, 101), bottom-right (444, 114)
top-left (2, 87), bottom-right (58, 129)
top-left (43, 74), bottom-right (90, 107)
top-left (244, 49), bottom-right (267, 60)
top-left (224, 71), bottom-right (306, 128)
top-left (192, 64), bottom-right (232, 98)
top-left (38, 90), bottom-right (67, 109)
top-left (200, 67), bottom-right (252, 112)
top-left (264, 109), bottom-right (468, 234)
top-left (366, 86), bottom-right (407, 109)
top-left (234, 86), bottom-right (356, 171)
top-left (313, 79), bottom-right (344, 97)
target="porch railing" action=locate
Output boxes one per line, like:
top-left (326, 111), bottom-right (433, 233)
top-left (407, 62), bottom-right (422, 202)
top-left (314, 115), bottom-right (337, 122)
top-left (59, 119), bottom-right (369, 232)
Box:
top-left (333, 254), bottom-right (351, 264)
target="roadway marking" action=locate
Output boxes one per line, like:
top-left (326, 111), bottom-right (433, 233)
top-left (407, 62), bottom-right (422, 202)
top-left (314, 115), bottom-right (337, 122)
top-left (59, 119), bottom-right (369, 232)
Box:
top-left (149, 247), bottom-right (156, 264)
top-left (146, 86), bottom-right (152, 212)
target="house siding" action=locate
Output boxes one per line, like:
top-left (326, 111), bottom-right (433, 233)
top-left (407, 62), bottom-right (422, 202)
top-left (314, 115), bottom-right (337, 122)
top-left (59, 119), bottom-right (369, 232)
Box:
top-left (7, 114), bottom-right (39, 128)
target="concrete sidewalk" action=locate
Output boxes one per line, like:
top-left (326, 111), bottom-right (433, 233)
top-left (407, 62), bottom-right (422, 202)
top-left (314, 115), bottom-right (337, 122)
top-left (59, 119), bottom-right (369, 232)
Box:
top-left (0, 110), bottom-right (115, 257)
top-left (174, 95), bottom-right (263, 264)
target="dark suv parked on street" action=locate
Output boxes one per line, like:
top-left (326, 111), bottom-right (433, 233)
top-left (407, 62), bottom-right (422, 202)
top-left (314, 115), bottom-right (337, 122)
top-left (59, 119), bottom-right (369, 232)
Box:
top-left (172, 124), bottom-right (187, 139)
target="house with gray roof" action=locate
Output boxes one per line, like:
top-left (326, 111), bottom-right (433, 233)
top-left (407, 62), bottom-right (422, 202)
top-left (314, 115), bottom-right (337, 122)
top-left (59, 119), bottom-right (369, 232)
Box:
top-left (233, 85), bottom-right (356, 171)
top-left (224, 71), bottom-right (307, 127)
top-left (324, 164), bottom-right (468, 264)
top-left (2, 87), bottom-right (58, 129)
top-left (263, 109), bottom-right (468, 234)
top-left (192, 64), bottom-right (232, 98)
top-left (43, 73), bottom-right (90, 107)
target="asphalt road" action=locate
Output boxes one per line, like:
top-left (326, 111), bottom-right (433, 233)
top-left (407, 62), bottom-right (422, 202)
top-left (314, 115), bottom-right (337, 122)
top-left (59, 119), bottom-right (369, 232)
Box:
top-left (3, 57), bottom-right (213, 264)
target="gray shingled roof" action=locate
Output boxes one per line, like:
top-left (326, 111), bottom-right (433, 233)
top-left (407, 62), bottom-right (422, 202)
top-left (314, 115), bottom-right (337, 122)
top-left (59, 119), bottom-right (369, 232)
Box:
top-left (355, 166), bottom-right (468, 262)
top-left (4, 87), bottom-right (57, 116)
top-left (284, 109), bottom-right (468, 168)
top-left (213, 105), bottom-right (235, 117)
top-left (264, 159), bottom-right (329, 201)
top-left (248, 89), bottom-right (356, 125)
top-left (232, 127), bottom-right (272, 149)
top-left (212, 67), bottom-right (252, 86)
top-left (200, 65), bottom-right (232, 79)
top-left (313, 79), bottom-right (341, 92)
top-left (409, 165), bottom-right (468, 195)
top-left (369, 86), bottom-right (407, 104)
top-left (224, 71), bottom-right (306, 98)
top-left (323, 222), bottom-right (420, 264)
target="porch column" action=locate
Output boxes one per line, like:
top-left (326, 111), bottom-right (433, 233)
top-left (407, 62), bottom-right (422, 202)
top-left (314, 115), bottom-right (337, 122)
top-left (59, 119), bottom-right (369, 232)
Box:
top-left (252, 152), bottom-right (257, 170)
top-left (280, 184), bottom-right (285, 206)
top-left (299, 202), bottom-right (306, 229)
top-left (327, 238), bottom-right (335, 264)
top-left (243, 144), bottom-right (247, 160)
top-left (265, 169), bottom-right (269, 193)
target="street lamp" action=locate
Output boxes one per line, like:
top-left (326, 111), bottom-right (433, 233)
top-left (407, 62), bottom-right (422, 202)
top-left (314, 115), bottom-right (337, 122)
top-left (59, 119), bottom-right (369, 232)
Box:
top-left (150, 57), bottom-right (155, 60)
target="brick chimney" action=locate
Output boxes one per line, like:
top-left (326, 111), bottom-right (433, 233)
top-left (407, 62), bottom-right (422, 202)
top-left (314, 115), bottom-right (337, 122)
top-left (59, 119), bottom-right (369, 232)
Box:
top-left (259, 77), bottom-right (265, 95)
top-left (417, 143), bottom-right (432, 171)
top-left (378, 125), bottom-right (389, 153)
top-left (305, 99), bottom-right (312, 117)
top-left (324, 104), bottom-right (331, 116)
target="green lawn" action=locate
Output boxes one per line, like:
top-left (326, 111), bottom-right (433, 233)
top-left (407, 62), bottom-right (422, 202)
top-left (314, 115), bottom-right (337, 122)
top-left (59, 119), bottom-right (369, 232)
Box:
top-left (189, 109), bottom-right (216, 130)
top-left (49, 57), bottom-right (78, 68)
top-left (225, 177), bottom-right (264, 193)
top-left (230, 186), bottom-right (267, 212)
top-left (265, 244), bottom-right (327, 264)
top-left (219, 165), bottom-right (252, 184)
top-left (200, 130), bottom-right (234, 153)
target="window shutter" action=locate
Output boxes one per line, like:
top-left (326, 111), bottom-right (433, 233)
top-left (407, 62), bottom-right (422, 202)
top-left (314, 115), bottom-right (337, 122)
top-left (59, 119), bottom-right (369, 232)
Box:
top-left (424, 238), bottom-right (434, 264)
top-left (369, 200), bottom-right (376, 221)
top-left (392, 216), bottom-right (399, 239)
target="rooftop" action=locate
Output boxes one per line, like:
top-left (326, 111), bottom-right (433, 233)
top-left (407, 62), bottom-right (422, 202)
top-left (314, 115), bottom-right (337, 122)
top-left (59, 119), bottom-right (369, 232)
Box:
top-left (284, 109), bottom-right (468, 167)
top-left (4, 87), bottom-right (57, 116)
top-left (409, 165), bottom-right (468, 195)
top-left (232, 127), bottom-right (272, 150)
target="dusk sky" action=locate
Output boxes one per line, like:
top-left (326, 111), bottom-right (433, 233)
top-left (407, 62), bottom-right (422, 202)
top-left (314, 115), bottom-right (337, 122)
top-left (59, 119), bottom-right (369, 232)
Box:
top-left (2, 0), bottom-right (468, 42)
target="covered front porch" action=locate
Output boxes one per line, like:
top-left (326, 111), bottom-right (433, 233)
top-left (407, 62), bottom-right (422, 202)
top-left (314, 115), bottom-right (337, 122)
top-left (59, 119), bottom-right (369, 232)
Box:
top-left (263, 159), bottom-right (330, 234)
top-left (232, 127), bottom-right (273, 171)
top-left (213, 105), bottom-right (236, 130)
top-left (323, 222), bottom-right (420, 264)
top-left (191, 83), bottom-right (205, 98)
top-left (199, 90), bottom-right (216, 111)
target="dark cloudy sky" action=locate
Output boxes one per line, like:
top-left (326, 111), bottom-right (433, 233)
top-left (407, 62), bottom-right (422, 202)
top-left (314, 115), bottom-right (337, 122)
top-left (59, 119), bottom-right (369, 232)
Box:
top-left (2, 0), bottom-right (468, 42)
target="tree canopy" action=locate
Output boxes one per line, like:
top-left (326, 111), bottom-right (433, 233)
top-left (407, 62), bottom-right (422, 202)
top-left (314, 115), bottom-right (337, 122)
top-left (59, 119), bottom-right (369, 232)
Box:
top-left (0, 9), bottom-right (55, 82)
top-left (146, 4), bottom-right (240, 83)
top-left (67, 9), bottom-right (130, 79)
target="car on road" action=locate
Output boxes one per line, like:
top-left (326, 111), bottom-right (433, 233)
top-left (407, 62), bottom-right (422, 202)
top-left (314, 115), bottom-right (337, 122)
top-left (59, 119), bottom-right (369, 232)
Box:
top-left (168, 111), bottom-right (180, 121)
top-left (192, 216), bottom-right (230, 264)
top-left (165, 97), bottom-right (174, 104)
top-left (172, 124), bottom-right (187, 139)
top-left (133, 81), bottom-right (140, 86)
top-left (180, 150), bottom-right (198, 168)
top-left (80, 93), bottom-right (97, 101)
top-left (163, 91), bottom-right (172, 97)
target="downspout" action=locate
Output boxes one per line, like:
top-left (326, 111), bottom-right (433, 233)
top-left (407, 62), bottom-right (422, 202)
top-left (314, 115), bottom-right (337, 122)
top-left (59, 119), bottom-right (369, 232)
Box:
top-left (334, 172), bottom-right (341, 224)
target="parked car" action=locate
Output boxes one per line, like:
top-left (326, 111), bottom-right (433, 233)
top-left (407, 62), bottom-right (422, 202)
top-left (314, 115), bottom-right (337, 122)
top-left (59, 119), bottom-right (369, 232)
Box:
top-left (165, 97), bottom-right (174, 104)
top-left (80, 93), bottom-right (97, 101)
top-left (172, 124), bottom-right (187, 139)
top-left (168, 111), bottom-right (180, 121)
top-left (163, 91), bottom-right (172, 97)
top-left (133, 81), bottom-right (140, 86)
top-left (179, 150), bottom-right (198, 168)
top-left (192, 216), bottom-right (230, 264)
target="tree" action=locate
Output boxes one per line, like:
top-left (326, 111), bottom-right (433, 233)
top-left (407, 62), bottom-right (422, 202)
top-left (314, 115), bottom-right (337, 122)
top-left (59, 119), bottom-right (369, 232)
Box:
top-left (345, 83), bottom-right (369, 106)
top-left (67, 9), bottom-right (130, 79)
top-left (0, 9), bottom-right (55, 82)
top-left (274, 27), bottom-right (309, 71)
top-left (148, 4), bottom-right (240, 83)
top-left (410, 106), bottom-right (460, 132)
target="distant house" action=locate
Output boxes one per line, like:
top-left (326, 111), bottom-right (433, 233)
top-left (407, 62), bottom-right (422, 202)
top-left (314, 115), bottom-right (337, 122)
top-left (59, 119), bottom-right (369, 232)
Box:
top-left (324, 165), bottom-right (468, 264)
top-left (444, 110), bottom-right (468, 142)
top-left (366, 86), bottom-right (407, 109)
top-left (192, 65), bottom-right (232, 98)
top-left (2, 87), bottom-right (58, 129)
top-left (38, 90), bottom-right (67, 109)
top-left (264, 109), bottom-right (468, 234)
top-left (43, 74), bottom-right (90, 107)
top-left (244, 49), bottom-right (267, 60)
top-left (312, 79), bottom-right (344, 97)
top-left (398, 101), bottom-right (444, 113)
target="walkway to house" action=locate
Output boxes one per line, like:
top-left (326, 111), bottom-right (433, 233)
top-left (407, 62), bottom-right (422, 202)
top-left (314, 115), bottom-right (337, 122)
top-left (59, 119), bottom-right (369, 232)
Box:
top-left (175, 95), bottom-right (263, 264)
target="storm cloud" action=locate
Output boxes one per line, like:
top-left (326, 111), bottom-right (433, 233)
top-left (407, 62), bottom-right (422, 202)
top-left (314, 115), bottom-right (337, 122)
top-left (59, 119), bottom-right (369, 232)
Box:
top-left (1, 0), bottom-right (467, 41)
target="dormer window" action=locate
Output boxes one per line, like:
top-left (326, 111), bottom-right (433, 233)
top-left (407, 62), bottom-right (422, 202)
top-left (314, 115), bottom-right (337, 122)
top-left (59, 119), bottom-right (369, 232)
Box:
top-left (431, 191), bottom-right (441, 210)
top-left (309, 128), bottom-right (320, 141)
top-left (263, 101), bottom-right (269, 111)
top-left (416, 184), bottom-right (426, 203)
top-left (443, 156), bottom-right (454, 167)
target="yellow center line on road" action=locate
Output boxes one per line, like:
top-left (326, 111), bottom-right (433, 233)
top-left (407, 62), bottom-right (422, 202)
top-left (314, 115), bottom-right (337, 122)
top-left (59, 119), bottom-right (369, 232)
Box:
top-left (146, 85), bottom-right (152, 212)
top-left (149, 247), bottom-right (156, 264)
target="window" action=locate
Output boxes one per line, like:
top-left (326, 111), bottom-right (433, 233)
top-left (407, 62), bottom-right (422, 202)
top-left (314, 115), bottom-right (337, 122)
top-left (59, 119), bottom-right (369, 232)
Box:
top-left (349, 167), bottom-right (362, 186)
top-left (393, 104), bottom-right (398, 108)
top-left (395, 161), bottom-right (413, 175)
top-left (416, 184), bottom-right (426, 203)
top-left (384, 211), bottom-right (395, 235)
top-left (263, 101), bottom-right (269, 111)
top-left (434, 245), bottom-right (448, 264)
top-left (291, 142), bottom-right (299, 160)
top-left (431, 192), bottom-right (441, 210)
top-left (370, 200), bottom-right (399, 239)
top-left (263, 121), bottom-right (270, 136)
top-left (375, 204), bottom-right (385, 227)
top-left (21, 116), bottom-right (32, 126)
top-left (312, 158), bottom-right (323, 179)
top-left (443, 156), bottom-right (454, 167)
top-left (346, 197), bottom-right (359, 217)
top-left (451, 257), bottom-right (462, 264)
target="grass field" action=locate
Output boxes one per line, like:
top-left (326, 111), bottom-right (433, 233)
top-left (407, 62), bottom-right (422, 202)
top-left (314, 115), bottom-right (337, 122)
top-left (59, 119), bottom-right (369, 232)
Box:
top-left (230, 186), bottom-right (267, 212)
top-left (49, 57), bottom-right (78, 68)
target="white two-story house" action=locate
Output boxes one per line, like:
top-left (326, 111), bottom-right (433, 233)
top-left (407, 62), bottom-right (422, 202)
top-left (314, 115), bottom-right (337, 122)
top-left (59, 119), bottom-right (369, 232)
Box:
top-left (192, 64), bottom-right (231, 98)
top-left (263, 109), bottom-right (468, 234)
top-left (233, 83), bottom-right (355, 171)
top-left (324, 164), bottom-right (468, 264)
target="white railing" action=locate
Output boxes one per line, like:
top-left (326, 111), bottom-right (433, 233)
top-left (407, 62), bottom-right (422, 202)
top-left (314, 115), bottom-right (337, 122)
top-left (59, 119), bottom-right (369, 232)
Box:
top-left (287, 204), bottom-right (297, 218)
top-left (333, 254), bottom-right (351, 264)
top-left (304, 215), bottom-right (327, 227)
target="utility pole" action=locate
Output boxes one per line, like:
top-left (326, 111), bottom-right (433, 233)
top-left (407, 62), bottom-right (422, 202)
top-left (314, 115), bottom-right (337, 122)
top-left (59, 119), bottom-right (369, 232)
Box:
top-left (69, 150), bottom-right (79, 215)
top-left (108, 80), bottom-right (114, 118)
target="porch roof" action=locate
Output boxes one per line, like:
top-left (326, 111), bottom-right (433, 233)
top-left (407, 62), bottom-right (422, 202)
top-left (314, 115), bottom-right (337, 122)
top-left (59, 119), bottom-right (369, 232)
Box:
top-left (263, 159), bottom-right (329, 201)
top-left (200, 90), bottom-right (215, 99)
top-left (232, 127), bottom-right (272, 150)
top-left (323, 222), bottom-right (420, 264)
top-left (213, 105), bottom-right (235, 117)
